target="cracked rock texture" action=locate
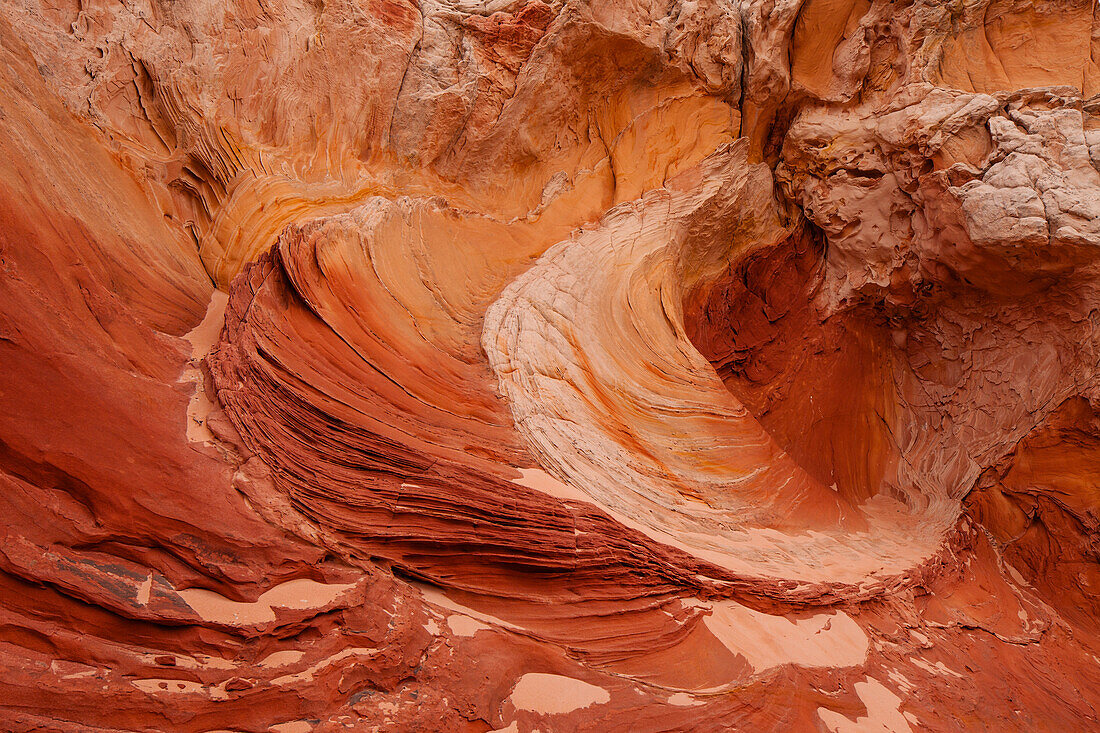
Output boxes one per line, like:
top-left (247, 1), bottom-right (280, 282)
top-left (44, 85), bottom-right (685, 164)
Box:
top-left (1, 0), bottom-right (1100, 730)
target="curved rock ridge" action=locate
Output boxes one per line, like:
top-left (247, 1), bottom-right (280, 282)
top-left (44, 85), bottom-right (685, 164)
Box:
top-left (3, 0), bottom-right (1100, 730)
top-left (483, 141), bottom-right (954, 589)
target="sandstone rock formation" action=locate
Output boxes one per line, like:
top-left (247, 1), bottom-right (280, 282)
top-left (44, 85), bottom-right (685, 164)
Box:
top-left (2, 0), bottom-right (1100, 730)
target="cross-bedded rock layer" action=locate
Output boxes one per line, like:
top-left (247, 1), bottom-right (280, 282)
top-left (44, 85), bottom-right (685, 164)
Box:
top-left (3, 0), bottom-right (1100, 730)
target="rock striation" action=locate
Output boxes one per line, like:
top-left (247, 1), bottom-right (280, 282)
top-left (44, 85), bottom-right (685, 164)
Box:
top-left (2, 0), bottom-right (1100, 730)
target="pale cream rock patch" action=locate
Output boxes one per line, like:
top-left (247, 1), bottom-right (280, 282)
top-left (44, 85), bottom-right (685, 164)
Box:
top-left (415, 581), bottom-right (523, 633)
top-left (885, 669), bottom-right (914, 693)
top-left (1005, 563), bottom-right (1030, 586)
top-left (131, 678), bottom-right (207, 695)
top-left (268, 722), bottom-right (314, 733)
top-left (191, 654), bottom-right (236, 670)
top-left (446, 614), bottom-right (490, 637)
top-left (667, 692), bottom-right (703, 706)
top-left (909, 658), bottom-right (964, 678)
top-left (136, 574), bottom-right (153, 606)
top-left (513, 469), bottom-right (592, 503)
top-left (702, 601), bottom-right (868, 673)
top-left (271, 648), bottom-right (380, 686)
top-left (818, 677), bottom-right (913, 733)
top-left (257, 650), bottom-right (306, 668)
top-left (181, 290), bottom-right (228, 444)
top-left (50, 660), bottom-right (98, 680)
top-left (179, 578), bottom-right (355, 626)
top-left (184, 290), bottom-right (230, 360)
top-left (508, 673), bottom-right (610, 715)
top-left (140, 653), bottom-right (237, 671)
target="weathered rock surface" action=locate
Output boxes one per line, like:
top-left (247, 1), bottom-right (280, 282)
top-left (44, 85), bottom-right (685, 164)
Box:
top-left (2, 0), bottom-right (1100, 730)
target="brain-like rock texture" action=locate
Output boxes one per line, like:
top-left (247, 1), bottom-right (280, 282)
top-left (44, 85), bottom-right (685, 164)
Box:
top-left (2, 0), bottom-right (1100, 730)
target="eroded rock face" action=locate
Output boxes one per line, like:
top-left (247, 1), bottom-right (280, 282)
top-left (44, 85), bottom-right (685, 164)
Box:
top-left (2, 0), bottom-right (1100, 730)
